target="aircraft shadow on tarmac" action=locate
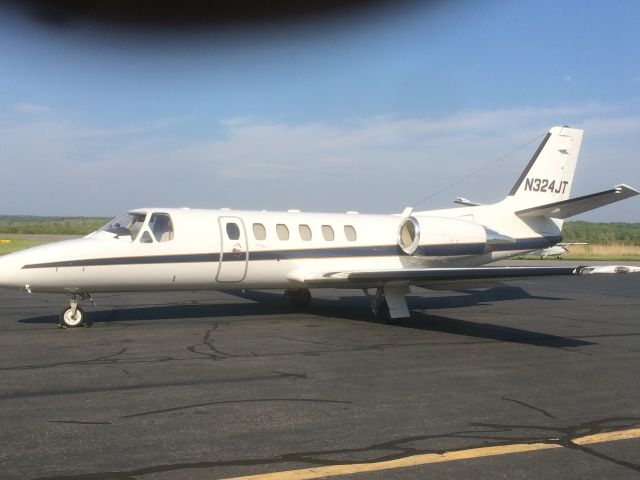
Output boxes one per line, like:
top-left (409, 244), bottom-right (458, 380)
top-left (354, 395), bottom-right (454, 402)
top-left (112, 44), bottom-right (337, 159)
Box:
top-left (19, 286), bottom-right (593, 348)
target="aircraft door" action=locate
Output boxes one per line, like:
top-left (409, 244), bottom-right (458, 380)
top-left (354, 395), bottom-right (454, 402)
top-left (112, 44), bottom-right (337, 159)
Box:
top-left (216, 216), bottom-right (249, 282)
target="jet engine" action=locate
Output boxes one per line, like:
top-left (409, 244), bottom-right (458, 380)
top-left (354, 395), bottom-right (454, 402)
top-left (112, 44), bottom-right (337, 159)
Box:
top-left (397, 216), bottom-right (513, 256)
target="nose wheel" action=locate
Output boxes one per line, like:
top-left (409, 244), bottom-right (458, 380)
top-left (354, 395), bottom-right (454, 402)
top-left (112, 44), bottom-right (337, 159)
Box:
top-left (59, 306), bottom-right (85, 328)
top-left (58, 293), bottom-right (92, 328)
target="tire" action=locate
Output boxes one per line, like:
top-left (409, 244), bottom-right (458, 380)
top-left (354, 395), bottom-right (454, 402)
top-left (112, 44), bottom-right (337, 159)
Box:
top-left (59, 306), bottom-right (85, 328)
top-left (372, 299), bottom-right (408, 324)
top-left (287, 288), bottom-right (311, 309)
top-left (372, 298), bottom-right (391, 322)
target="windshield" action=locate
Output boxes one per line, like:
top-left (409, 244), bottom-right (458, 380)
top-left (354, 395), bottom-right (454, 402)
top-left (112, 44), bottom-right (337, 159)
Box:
top-left (100, 212), bottom-right (147, 240)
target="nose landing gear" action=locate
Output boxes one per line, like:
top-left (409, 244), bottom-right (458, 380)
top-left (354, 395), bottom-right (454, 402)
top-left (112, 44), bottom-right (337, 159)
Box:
top-left (58, 293), bottom-right (93, 328)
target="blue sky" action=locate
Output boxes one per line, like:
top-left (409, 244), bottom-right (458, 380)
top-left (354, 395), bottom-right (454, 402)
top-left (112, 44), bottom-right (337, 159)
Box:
top-left (1, 0), bottom-right (639, 220)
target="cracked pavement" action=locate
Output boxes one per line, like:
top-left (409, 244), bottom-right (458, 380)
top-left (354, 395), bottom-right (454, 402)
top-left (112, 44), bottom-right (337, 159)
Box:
top-left (0, 268), bottom-right (639, 479)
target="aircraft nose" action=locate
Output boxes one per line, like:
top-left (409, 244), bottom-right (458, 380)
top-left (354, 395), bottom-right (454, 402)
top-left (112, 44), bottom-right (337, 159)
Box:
top-left (0, 254), bottom-right (23, 290)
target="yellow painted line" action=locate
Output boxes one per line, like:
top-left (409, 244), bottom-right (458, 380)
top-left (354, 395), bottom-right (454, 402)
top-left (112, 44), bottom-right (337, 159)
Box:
top-left (574, 427), bottom-right (640, 445)
top-left (220, 427), bottom-right (640, 480)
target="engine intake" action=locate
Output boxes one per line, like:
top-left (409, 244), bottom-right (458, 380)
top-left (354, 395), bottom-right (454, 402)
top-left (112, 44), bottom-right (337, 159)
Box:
top-left (397, 216), bottom-right (421, 255)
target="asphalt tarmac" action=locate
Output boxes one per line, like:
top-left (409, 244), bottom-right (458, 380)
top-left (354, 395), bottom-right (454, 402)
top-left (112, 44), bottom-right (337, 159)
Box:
top-left (1, 261), bottom-right (639, 479)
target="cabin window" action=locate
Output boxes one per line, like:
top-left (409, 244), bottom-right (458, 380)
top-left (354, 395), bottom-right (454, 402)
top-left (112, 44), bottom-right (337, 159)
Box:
top-left (140, 230), bottom-right (154, 244)
top-left (149, 213), bottom-right (175, 242)
top-left (299, 224), bottom-right (312, 241)
top-left (226, 222), bottom-right (241, 240)
top-left (344, 225), bottom-right (357, 241)
top-left (276, 224), bottom-right (290, 241)
top-left (253, 223), bottom-right (266, 240)
top-left (322, 225), bottom-right (335, 241)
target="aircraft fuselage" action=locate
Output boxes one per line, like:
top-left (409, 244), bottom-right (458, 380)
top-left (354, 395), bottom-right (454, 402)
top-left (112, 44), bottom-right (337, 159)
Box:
top-left (0, 207), bottom-right (559, 294)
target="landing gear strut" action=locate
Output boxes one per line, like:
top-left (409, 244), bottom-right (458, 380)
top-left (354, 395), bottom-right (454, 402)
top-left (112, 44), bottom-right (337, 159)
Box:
top-left (285, 288), bottom-right (312, 309)
top-left (58, 293), bottom-right (92, 328)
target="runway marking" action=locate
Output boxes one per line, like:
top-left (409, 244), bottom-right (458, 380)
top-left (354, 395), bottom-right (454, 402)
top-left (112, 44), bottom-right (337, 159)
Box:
top-left (220, 427), bottom-right (640, 480)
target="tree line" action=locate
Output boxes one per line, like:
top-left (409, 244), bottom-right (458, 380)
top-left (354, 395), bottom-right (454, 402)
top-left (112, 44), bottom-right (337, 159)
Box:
top-left (561, 221), bottom-right (640, 245)
top-left (0, 216), bottom-right (110, 235)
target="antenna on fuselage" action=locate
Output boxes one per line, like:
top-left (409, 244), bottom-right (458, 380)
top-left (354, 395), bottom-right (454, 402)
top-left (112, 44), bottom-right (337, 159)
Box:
top-left (401, 207), bottom-right (413, 217)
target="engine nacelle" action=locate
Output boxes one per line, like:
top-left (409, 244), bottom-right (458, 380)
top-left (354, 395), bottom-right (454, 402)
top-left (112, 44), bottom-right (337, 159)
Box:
top-left (397, 215), bottom-right (513, 256)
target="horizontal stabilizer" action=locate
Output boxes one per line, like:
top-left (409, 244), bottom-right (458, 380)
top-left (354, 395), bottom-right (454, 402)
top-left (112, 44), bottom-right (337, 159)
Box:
top-left (301, 265), bottom-right (640, 287)
top-left (515, 184), bottom-right (639, 219)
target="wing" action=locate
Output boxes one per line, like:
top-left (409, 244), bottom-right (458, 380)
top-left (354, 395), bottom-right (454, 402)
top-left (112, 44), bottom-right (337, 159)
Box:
top-left (295, 265), bottom-right (640, 288)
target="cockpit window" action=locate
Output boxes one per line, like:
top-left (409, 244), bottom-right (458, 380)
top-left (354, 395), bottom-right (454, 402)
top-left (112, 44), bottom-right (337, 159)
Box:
top-left (139, 231), bottom-right (154, 243)
top-left (149, 213), bottom-right (174, 242)
top-left (100, 212), bottom-right (146, 240)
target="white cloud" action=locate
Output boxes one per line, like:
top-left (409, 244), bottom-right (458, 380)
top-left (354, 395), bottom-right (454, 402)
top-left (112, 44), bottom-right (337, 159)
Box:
top-left (75, 116), bottom-right (190, 140)
top-left (0, 103), bottom-right (639, 221)
top-left (12, 103), bottom-right (51, 114)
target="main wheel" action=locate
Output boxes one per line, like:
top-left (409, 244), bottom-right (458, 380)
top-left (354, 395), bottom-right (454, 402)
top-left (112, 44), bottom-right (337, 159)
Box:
top-left (286, 288), bottom-right (312, 309)
top-left (59, 306), bottom-right (85, 328)
top-left (372, 298), bottom-right (407, 324)
top-left (372, 297), bottom-right (391, 322)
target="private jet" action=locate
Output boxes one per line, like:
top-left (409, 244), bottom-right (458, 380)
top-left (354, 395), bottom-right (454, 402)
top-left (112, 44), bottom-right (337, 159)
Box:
top-left (530, 242), bottom-right (588, 259)
top-left (0, 126), bottom-right (638, 328)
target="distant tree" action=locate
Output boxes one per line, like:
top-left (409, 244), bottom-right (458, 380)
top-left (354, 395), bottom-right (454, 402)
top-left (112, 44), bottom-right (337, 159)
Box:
top-left (0, 216), bottom-right (110, 235)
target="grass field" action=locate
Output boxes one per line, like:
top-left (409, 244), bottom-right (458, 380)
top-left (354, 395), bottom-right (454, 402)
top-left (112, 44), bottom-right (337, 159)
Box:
top-left (520, 244), bottom-right (640, 261)
top-left (559, 243), bottom-right (640, 261)
top-left (0, 234), bottom-right (79, 255)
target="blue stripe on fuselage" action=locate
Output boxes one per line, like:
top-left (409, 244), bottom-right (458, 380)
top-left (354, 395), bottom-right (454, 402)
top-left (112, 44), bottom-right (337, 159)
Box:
top-left (21, 236), bottom-right (561, 269)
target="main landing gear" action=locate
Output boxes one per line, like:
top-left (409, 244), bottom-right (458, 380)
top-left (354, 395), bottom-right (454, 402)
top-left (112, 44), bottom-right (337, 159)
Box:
top-left (370, 287), bottom-right (411, 323)
top-left (285, 288), bottom-right (312, 309)
top-left (58, 293), bottom-right (93, 329)
top-left (283, 287), bottom-right (412, 323)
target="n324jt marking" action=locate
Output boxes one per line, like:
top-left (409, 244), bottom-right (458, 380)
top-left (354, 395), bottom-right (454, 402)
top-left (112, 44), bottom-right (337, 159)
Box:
top-left (524, 178), bottom-right (569, 194)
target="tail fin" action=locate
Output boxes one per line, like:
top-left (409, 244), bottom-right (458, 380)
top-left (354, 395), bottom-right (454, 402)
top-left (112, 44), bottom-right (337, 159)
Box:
top-left (507, 126), bottom-right (583, 209)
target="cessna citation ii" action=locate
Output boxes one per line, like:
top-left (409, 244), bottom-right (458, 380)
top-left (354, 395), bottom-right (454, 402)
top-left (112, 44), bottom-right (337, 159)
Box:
top-left (0, 126), bottom-right (639, 328)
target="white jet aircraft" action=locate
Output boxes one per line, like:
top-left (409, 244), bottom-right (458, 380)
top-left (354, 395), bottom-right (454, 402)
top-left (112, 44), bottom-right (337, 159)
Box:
top-left (530, 242), bottom-right (588, 259)
top-left (0, 126), bottom-right (638, 328)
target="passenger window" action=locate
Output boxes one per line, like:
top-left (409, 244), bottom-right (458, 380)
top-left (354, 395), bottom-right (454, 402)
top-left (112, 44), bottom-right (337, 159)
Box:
top-left (253, 223), bottom-right (266, 240)
top-left (276, 224), bottom-right (289, 241)
top-left (226, 222), bottom-right (241, 240)
top-left (322, 225), bottom-right (335, 241)
top-left (344, 225), bottom-right (357, 241)
top-left (299, 224), bottom-right (312, 241)
top-left (149, 213), bottom-right (174, 242)
top-left (140, 231), bottom-right (154, 243)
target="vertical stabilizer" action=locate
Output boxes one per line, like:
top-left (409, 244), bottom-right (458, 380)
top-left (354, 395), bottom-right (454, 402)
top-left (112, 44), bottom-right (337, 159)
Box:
top-left (508, 126), bottom-right (583, 209)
